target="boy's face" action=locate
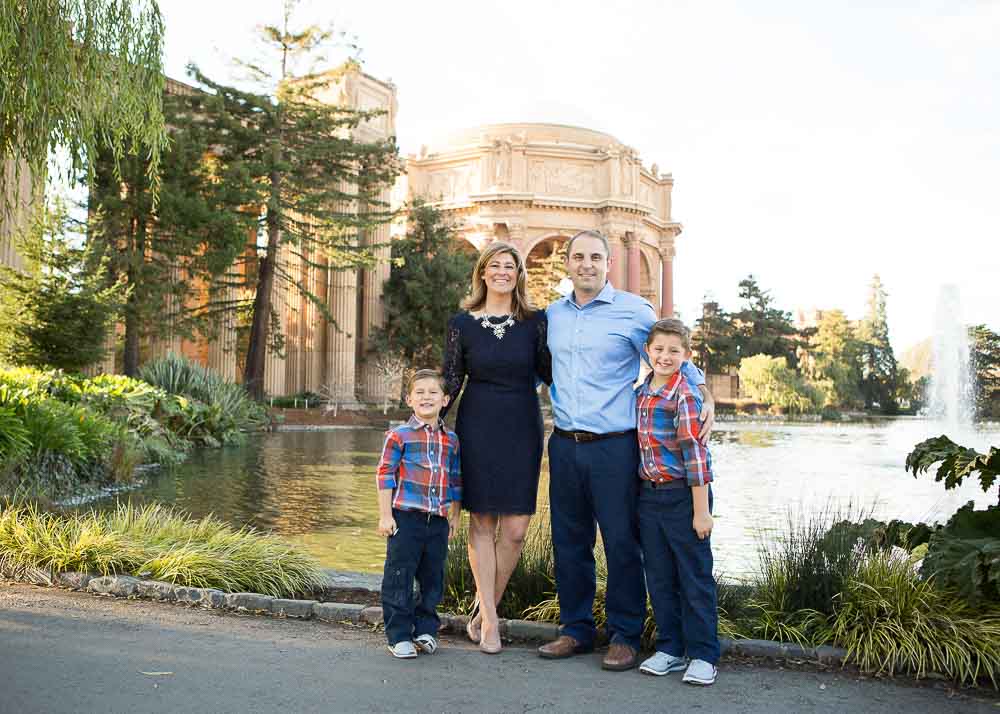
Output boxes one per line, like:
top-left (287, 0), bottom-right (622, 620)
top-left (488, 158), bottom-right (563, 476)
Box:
top-left (406, 377), bottom-right (449, 422)
top-left (645, 333), bottom-right (691, 379)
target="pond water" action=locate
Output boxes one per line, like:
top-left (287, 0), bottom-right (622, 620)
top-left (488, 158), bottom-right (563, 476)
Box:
top-left (85, 419), bottom-right (1000, 577)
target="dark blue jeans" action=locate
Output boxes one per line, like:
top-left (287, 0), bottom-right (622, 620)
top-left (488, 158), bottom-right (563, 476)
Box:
top-left (639, 484), bottom-right (719, 664)
top-left (548, 431), bottom-right (645, 651)
top-left (381, 508), bottom-right (449, 646)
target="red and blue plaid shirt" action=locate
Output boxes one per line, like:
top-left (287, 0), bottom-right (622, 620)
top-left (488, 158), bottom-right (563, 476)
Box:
top-left (376, 415), bottom-right (462, 517)
top-left (636, 371), bottom-right (714, 487)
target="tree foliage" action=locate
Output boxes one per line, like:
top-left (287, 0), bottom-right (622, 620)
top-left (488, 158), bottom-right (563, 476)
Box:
top-left (87, 90), bottom-right (255, 376)
top-left (692, 299), bottom-right (739, 373)
top-left (731, 276), bottom-right (800, 367)
top-left (0, 203), bottom-right (123, 371)
top-left (969, 324), bottom-right (1000, 419)
top-left (0, 0), bottom-right (168, 211)
top-left (858, 274), bottom-right (899, 414)
top-left (799, 309), bottom-right (863, 408)
top-left (372, 201), bottom-right (476, 371)
top-left (189, 2), bottom-right (400, 399)
top-left (525, 242), bottom-right (567, 309)
top-left (738, 354), bottom-right (821, 414)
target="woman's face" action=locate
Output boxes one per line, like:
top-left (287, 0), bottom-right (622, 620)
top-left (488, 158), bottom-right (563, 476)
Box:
top-left (482, 251), bottom-right (518, 296)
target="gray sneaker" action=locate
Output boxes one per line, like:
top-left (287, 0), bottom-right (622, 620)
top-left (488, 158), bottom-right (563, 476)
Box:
top-left (387, 641), bottom-right (418, 659)
top-left (639, 651), bottom-right (688, 676)
top-left (413, 634), bottom-right (438, 654)
top-left (682, 658), bottom-right (718, 685)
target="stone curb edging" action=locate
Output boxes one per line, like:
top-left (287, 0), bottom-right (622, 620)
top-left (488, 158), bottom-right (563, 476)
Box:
top-left (7, 567), bottom-right (848, 666)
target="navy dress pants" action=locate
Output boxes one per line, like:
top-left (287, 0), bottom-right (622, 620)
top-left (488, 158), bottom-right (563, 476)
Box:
top-left (639, 485), bottom-right (720, 664)
top-left (380, 508), bottom-right (449, 646)
top-left (548, 431), bottom-right (645, 651)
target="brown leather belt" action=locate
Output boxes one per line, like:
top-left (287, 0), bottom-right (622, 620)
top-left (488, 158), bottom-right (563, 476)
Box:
top-left (642, 478), bottom-right (687, 490)
top-left (552, 426), bottom-right (634, 443)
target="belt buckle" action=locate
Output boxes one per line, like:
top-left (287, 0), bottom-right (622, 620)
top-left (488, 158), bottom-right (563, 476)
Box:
top-left (574, 431), bottom-right (593, 443)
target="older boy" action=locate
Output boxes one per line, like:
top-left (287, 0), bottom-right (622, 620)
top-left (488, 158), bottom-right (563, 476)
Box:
top-left (376, 369), bottom-right (462, 659)
top-left (636, 319), bottom-right (719, 685)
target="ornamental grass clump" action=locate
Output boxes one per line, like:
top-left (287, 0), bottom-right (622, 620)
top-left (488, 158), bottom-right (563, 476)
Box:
top-left (826, 550), bottom-right (1000, 687)
top-left (0, 502), bottom-right (328, 598)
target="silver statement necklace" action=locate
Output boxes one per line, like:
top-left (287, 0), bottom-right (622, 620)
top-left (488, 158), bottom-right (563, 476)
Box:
top-left (479, 312), bottom-right (515, 340)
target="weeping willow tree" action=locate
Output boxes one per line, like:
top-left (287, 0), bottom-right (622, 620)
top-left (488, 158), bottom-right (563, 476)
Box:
top-left (0, 0), bottom-right (167, 215)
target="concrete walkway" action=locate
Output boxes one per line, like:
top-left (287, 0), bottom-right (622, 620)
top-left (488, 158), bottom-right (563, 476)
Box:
top-left (1, 583), bottom-right (995, 714)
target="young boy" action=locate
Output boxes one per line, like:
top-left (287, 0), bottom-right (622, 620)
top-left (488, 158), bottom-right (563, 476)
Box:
top-left (376, 369), bottom-right (462, 659)
top-left (635, 319), bottom-right (719, 685)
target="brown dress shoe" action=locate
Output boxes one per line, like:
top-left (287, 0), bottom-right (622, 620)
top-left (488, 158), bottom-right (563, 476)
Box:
top-left (537, 635), bottom-right (588, 659)
top-left (601, 642), bottom-right (638, 671)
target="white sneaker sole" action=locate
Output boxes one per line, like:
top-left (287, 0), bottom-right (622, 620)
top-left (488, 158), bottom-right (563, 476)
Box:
top-left (387, 645), bottom-right (417, 659)
top-left (682, 671), bottom-right (717, 685)
top-left (639, 663), bottom-right (687, 676)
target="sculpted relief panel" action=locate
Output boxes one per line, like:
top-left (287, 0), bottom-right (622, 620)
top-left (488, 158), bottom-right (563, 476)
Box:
top-left (426, 163), bottom-right (481, 201)
top-left (529, 160), bottom-right (596, 197)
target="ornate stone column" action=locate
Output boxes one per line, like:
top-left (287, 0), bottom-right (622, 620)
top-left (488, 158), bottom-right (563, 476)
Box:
top-left (358, 214), bottom-right (392, 404)
top-left (264, 240), bottom-right (291, 397)
top-left (206, 278), bottom-right (238, 382)
top-left (605, 230), bottom-right (627, 289)
top-left (324, 256), bottom-right (359, 407)
top-left (302, 248), bottom-right (325, 393)
top-left (624, 232), bottom-right (641, 294)
top-left (658, 227), bottom-right (681, 318)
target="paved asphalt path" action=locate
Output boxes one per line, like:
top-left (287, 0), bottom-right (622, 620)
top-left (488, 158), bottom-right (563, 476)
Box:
top-left (1, 583), bottom-right (996, 714)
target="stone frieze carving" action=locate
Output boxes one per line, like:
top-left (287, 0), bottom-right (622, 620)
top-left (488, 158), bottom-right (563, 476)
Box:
top-left (529, 160), bottom-right (595, 196)
top-left (427, 164), bottom-right (480, 200)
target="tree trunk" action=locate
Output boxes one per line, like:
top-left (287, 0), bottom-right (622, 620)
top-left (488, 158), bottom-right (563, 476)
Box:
top-left (242, 177), bottom-right (281, 400)
top-left (122, 208), bottom-right (146, 377)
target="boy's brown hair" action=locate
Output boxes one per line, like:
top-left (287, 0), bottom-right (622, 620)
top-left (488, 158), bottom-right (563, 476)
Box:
top-left (407, 369), bottom-right (447, 394)
top-left (646, 318), bottom-right (691, 350)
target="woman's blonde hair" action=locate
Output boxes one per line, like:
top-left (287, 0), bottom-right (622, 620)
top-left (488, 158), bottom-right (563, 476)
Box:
top-left (461, 241), bottom-right (536, 320)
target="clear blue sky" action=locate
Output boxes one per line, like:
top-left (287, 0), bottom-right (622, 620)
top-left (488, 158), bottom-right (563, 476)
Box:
top-left (159, 0), bottom-right (1000, 351)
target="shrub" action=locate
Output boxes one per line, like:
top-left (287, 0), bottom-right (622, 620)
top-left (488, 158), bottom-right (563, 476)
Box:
top-left (826, 550), bottom-right (1000, 686)
top-left (921, 503), bottom-right (1000, 604)
top-left (739, 354), bottom-right (822, 414)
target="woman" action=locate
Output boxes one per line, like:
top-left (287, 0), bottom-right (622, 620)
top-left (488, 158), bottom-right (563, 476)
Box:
top-left (442, 241), bottom-right (551, 654)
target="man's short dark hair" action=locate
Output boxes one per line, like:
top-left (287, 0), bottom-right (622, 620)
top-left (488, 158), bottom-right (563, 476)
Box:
top-left (408, 369), bottom-right (446, 393)
top-left (565, 230), bottom-right (611, 260)
top-left (646, 318), bottom-right (691, 350)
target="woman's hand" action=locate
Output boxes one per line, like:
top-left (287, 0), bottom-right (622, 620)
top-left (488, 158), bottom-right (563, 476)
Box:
top-left (377, 515), bottom-right (397, 538)
top-left (693, 512), bottom-right (713, 540)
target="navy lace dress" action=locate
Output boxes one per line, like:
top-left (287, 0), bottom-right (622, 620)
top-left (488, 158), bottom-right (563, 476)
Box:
top-left (442, 310), bottom-right (552, 514)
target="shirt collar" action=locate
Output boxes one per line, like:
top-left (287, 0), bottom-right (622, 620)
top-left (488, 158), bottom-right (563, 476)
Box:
top-left (569, 280), bottom-right (616, 309)
top-left (407, 414), bottom-right (444, 431)
top-left (641, 370), bottom-right (682, 399)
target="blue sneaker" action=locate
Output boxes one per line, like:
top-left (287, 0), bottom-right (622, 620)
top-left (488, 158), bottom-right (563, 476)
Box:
top-left (682, 659), bottom-right (718, 685)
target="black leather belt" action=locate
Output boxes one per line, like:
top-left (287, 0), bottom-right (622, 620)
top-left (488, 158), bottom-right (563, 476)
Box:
top-left (642, 478), bottom-right (687, 490)
top-left (552, 427), bottom-right (634, 443)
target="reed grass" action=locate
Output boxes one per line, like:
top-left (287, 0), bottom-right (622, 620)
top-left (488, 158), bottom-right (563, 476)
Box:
top-left (0, 502), bottom-right (328, 597)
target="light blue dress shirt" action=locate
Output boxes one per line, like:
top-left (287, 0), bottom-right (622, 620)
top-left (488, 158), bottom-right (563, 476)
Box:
top-left (546, 281), bottom-right (705, 433)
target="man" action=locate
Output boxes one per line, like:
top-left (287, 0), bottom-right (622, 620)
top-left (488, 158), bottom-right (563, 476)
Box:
top-left (540, 230), bottom-right (715, 671)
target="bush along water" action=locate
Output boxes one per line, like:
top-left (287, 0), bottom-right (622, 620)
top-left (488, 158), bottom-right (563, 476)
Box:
top-left (0, 502), bottom-right (327, 597)
top-left (0, 357), bottom-right (268, 499)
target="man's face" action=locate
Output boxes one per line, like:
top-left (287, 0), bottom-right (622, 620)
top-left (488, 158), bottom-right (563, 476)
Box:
top-left (565, 235), bottom-right (610, 296)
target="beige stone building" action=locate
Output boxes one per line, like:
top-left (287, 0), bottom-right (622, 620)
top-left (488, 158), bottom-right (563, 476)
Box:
top-left (401, 123), bottom-right (682, 317)
top-left (2, 66), bottom-right (685, 401)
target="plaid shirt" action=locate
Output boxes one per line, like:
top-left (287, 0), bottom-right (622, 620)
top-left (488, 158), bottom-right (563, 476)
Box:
top-left (376, 415), bottom-right (462, 517)
top-left (636, 371), bottom-right (714, 487)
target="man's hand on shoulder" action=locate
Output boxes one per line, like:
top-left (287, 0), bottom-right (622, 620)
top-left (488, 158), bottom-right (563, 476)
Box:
top-left (698, 396), bottom-right (715, 444)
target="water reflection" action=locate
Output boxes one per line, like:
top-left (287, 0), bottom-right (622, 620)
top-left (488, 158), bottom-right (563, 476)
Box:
top-left (84, 420), bottom-right (1000, 577)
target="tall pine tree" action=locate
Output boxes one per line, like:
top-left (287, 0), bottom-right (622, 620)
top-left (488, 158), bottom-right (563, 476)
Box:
top-left (731, 275), bottom-right (800, 366)
top-left (190, 2), bottom-right (400, 399)
top-left (858, 274), bottom-right (899, 413)
top-left (691, 298), bottom-right (739, 373)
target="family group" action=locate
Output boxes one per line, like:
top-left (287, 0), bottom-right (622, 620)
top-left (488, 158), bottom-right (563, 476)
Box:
top-left (374, 230), bottom-right (720, 686)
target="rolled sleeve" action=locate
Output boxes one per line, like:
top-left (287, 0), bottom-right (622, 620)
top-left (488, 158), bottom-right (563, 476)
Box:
top-left (675, 395), bottom-right (713, 487)
top-left (376, 431), bottom-right (402, 490)
top-left (447, 440), bottom-right (462, 503)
